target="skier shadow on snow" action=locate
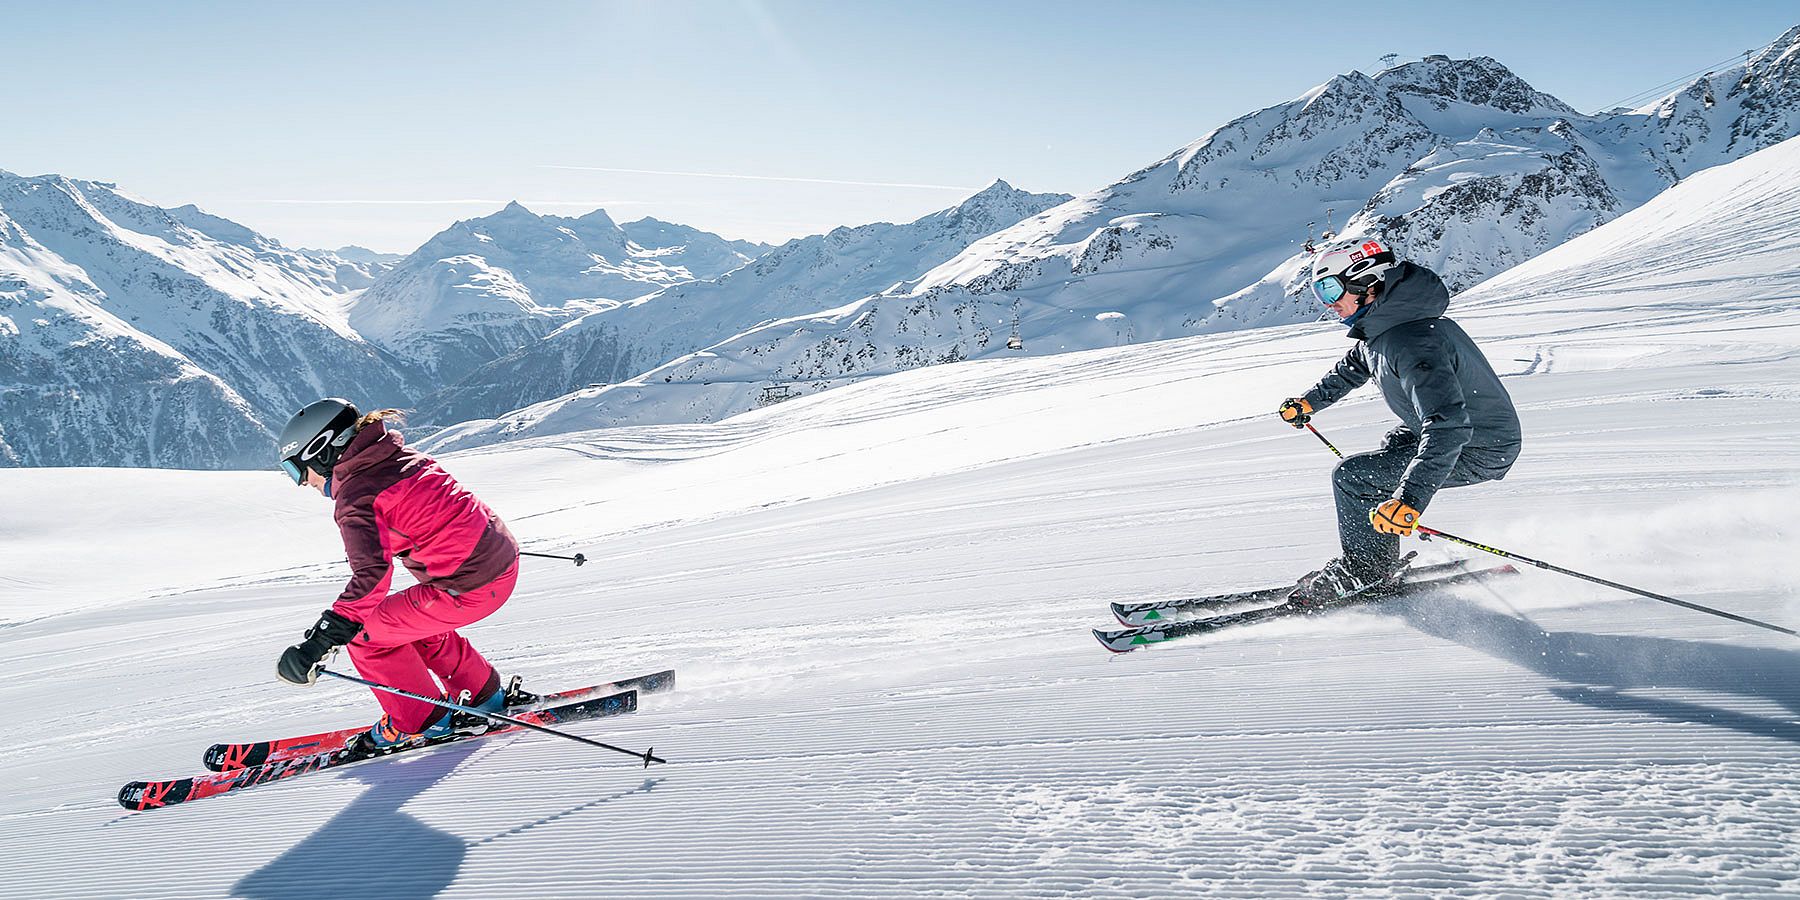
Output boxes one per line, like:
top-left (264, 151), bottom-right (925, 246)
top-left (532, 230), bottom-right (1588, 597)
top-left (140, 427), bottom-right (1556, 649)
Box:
top-left (233, 741), bottom-right (664, 900)
top-left (1378, 590), bottom-right (1800, 743)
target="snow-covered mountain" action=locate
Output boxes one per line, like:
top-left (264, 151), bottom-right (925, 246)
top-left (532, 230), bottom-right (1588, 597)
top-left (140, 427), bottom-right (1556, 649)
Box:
top-left (0, 173), bottom-right (411, 468)
top-left (413, 180), bottom-right (1069, 426)
top-left (347, 203), bottom-right (766, 383)
top-left (0, 180), bottom-right (774, 468)
top-left (306, 245), bottom-right (404, 267)
top-left (426, 26), bottom-right (1800, 451)
top-left (1217, 28), bottom-right (1800, 326)
top-left (298, 244), bottom-right (404, 287)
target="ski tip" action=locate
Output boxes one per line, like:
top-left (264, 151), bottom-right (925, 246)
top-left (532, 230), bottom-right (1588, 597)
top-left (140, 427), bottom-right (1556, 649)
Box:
top-left (641, 669), bottom-right (676, 694)
top-left (1091, 628), bottom-right (1137, 654)
top-left (204, 741), bottom-right (272, 773)
top-left (614, 688), bottom-right (640, 714)
top-left (118, 778), bottom-right (193, 811)
top-left (1109, 603), bottom-right (1158, 628)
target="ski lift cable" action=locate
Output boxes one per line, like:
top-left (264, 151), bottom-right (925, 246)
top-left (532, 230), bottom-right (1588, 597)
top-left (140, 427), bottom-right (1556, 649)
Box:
top-left (1596, 47), bottom-right (1756, 113)
top-left (895, 298), bottom-right (1071, 359)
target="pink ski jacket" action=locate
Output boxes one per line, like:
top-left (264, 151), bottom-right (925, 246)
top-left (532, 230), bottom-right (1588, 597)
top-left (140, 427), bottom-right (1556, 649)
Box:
top-left (327, 419), bottom-right (519, 623)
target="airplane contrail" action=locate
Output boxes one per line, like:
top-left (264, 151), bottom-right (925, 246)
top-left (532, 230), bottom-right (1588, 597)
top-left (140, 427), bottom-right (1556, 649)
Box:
top-left (540, 165), bottom-right (977, 192)
top-left (243, 198), bottom-right (647, 206)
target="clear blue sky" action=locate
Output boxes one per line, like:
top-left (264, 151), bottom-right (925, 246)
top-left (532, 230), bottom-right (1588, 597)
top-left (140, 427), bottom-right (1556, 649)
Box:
top-left (6, 1), bottom-right (1794, 251)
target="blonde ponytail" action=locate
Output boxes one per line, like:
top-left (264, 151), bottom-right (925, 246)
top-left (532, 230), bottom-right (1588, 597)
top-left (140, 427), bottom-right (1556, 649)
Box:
top-left (355, 408), bottom-right (406, 430)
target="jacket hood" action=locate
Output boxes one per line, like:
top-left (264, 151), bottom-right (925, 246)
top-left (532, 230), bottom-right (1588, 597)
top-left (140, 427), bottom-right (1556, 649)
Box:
top-left (1346, 261), bottom-right (1449, 341)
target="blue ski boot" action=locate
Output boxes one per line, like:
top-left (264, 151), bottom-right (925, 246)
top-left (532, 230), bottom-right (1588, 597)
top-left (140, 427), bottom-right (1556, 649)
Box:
top-left (350, 683), bottom-right (507, 754)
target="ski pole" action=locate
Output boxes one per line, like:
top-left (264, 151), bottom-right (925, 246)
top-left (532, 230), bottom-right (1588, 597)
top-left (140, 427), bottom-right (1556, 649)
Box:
top-left (1296, 423), bottom-right (1799, 638)
top-left (1414, 526), bottom-right (1799, 638)
top-left (522, 550), bottom-right (587, 566)
top-left (318, 669), bottom-right (665, 767)
top-left (1305, 423), bottom-right (1343, 458)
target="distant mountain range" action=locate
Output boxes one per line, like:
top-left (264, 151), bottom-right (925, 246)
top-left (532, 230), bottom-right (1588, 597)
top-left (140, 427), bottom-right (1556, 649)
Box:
top-left (7, 24), bottom-right (1800, 467)
top-left (0, 174), bottom-right (1058, 466)
top-left (413, 179), bottom-right (1071, 426)
top-left (423, 25), bottom-right (1800, 452)
top-left (346, 202), bottom-right (768, 387)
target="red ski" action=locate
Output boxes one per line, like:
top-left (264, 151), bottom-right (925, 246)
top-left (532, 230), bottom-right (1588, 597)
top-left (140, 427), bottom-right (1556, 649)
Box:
top-left (121, 688), bottom-right (641, 811)
top-left (202, 669), bottom-right (674, 772)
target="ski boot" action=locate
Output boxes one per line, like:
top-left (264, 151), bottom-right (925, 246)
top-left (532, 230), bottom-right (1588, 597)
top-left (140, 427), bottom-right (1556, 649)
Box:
top-left (499, 674), bottom-right (540, 711)
top-left (445, 683), bottom-right (510, 733)
top-left (349, 686), bottom-right (507, 755)
top-left (1287, 551), bottom-right (1415, 609)
top-left (350, 709), bottom-right (458, 755)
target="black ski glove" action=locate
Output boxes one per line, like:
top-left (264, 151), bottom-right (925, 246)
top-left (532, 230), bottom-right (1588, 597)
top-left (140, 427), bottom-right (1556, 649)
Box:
top-left (277, 609), bottom-right (363, 686)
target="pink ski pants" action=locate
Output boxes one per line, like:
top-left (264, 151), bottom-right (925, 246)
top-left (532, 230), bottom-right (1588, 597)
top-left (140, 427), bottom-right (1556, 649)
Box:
top-left (346, 561), bottom-right (519, 732)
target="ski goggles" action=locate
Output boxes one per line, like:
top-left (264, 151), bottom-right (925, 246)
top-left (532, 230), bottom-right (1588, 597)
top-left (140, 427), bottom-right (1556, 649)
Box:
top-left (280, 457), bottom-right (306, 486)
top-left (1311, 275), bottom-right (1352, 305)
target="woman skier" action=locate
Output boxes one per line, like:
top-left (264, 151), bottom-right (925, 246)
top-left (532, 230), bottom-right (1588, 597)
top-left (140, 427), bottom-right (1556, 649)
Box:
top-left (273, 398), bottom-right (521, 752)
top-left (1279, 240), bottom-right (1523, 604)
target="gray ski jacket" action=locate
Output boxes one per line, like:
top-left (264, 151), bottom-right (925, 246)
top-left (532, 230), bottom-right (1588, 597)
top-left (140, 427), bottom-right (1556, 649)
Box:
top-left (1302, 261), bottom-right (1522, 510)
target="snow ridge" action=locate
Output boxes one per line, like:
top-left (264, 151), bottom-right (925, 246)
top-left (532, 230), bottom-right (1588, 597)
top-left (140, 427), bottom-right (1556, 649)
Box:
top-left (0, 173), bottom-right (408, 467)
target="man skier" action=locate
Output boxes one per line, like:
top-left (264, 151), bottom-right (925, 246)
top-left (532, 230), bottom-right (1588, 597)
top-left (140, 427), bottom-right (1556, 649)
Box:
top-left (273, 399), bottom-right (521, 752)
top-left (1279, 239), bottom-right (1522, 604)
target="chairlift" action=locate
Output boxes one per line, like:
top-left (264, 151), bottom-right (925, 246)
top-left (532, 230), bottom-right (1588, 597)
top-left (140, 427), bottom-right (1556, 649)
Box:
top-left (756, 384), bottom-right (798, 408)
top-left (1007, 298), bottom-right (1024, 350)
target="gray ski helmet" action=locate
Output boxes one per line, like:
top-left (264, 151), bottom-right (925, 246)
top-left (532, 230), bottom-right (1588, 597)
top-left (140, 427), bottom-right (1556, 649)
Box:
top-left (277, 398), bottom-right (361, 485)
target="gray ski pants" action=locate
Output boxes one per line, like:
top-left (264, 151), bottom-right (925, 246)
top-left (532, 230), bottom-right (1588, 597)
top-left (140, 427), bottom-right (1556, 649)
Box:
top-left (1333, 445), bottom-right (1496, 574)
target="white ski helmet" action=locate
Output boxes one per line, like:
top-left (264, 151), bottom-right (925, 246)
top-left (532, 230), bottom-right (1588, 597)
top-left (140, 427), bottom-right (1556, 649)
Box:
top-left (1310, 239), bottom-right (1398, 305)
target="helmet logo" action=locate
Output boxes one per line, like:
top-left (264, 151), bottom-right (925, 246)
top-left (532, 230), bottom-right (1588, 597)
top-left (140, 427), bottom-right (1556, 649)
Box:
top-left (1348, 250), bottom-right (1365, 262)
top-left (1361, 240), bottom-right (1385, 256)
top-left (301, 430), bottom-right (335, 461)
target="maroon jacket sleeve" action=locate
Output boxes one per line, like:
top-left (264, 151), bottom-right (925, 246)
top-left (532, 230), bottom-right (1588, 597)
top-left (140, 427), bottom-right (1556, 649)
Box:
top-left (330, 488), bottom-right (393, 623)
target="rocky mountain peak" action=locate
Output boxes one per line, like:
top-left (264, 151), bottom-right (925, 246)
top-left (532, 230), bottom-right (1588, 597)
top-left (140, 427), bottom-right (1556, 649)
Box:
top-left (571, 207), bottom-right (620, 231)
top-left (1376, 54), bottom-right (1577, 116)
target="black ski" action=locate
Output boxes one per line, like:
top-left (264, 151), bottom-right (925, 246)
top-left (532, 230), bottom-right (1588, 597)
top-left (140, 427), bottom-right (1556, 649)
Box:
top-left (1111, 558), bottom-right (1472, 627)
top-left (1093, 564), bottom-right (1518, 653)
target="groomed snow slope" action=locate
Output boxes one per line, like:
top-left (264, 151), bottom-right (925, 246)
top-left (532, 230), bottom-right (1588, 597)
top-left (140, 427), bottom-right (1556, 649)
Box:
top-left (4, 136), bottom-right (1800, 897)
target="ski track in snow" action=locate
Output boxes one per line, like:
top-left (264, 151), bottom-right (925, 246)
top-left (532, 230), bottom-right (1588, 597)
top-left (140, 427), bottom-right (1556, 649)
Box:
top-left (6, 142), bottom-right (1800, 898)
